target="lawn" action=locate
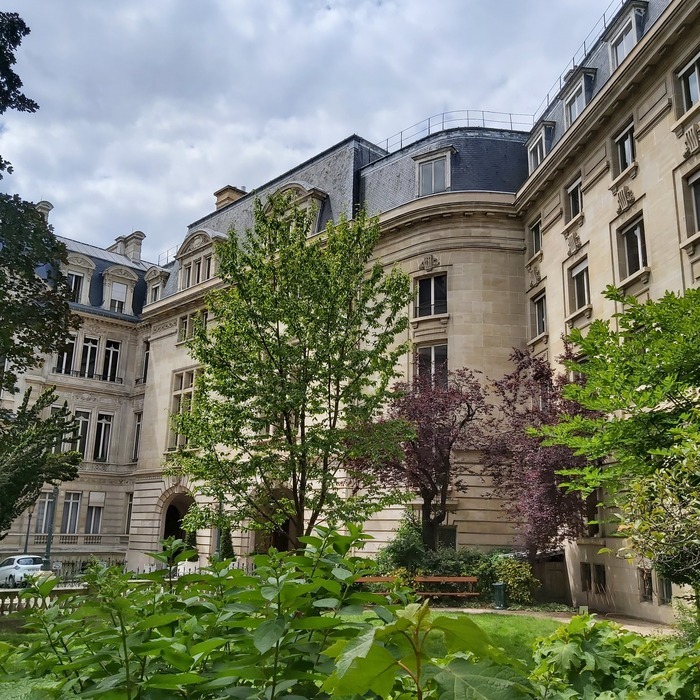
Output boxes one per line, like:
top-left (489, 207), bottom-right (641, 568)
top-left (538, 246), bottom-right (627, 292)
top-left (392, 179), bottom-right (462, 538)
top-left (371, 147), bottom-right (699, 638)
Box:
top-left (457, 612), bottom-right (562, 665)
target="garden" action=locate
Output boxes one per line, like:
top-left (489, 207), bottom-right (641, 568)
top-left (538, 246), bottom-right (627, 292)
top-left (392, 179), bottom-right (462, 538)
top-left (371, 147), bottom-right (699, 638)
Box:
top-left (1, 529), bottom-right (699, 699)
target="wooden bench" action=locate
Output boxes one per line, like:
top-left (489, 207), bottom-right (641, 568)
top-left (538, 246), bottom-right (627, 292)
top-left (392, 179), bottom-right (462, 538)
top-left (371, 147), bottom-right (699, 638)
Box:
top-left (355, 575), bottom-right (479, 598)
top-left (414, 576), bottom-right (479, 598)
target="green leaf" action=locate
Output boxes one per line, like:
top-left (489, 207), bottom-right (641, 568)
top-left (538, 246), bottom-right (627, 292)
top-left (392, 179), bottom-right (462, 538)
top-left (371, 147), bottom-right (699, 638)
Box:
top-left (324, 642), bottom-right (398, 697)
top-left (146, 672), bottom-right (203, 689)
top-left (190, 637), bottom-right (227, 661)
top-left (135, 612), bottom-right (182, 630)
top-left (435, 658), bottom-right (532, 699)
top-left (253, 618), bottom-right (286, 654)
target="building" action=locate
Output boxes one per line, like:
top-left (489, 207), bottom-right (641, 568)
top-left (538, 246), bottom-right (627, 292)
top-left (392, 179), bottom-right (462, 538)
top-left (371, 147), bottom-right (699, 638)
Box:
top-left (2, 0), bottom-right (699, 622)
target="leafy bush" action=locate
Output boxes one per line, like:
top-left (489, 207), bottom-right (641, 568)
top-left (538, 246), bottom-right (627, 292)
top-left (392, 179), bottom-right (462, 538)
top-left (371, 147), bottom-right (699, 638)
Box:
top-left (377, 514), bottom-right (540, 604)
top-left (531, 614), bottom-right (700, 697)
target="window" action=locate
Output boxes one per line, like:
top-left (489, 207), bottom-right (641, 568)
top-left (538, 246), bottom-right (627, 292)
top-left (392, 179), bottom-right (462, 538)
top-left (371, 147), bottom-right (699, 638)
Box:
top-left (530, 220), bottom-right (542, 255)
top-left (169, 369), bottom-right (198, 449)
top-left (567, 178), bottom-right (583, 220)
top-left (659, 577), bottom-right (673, 605)
top-left (689, 170), bottom-right (700, 235)
top-left (60, 492), bottom-right (81, 534)
top-left (437, 526), bottom-right (457, 550)
top-left (611, 21), bottom-right (635, 69)
top-left (67, 272), bottom-right (83, 303)
top-left (419, 158), bottom-right (447, 196)
top-left (620, 219), bottom-right (647, 278)
top-left (417, 344), bottom-right (448, 387)
top-left (182, 263), bottom-right (192, 289)
top-left (416, 274), bottom-right (447, 317)
top-left (74, 410), bottom-right (90, 457)
top-left (614, 124), bottom-right (636, 174)
top-left (204, 255), bottom-right (213, 280)
top-left (679, 51), bottom-right (700, 113)
top-left (102, 340), bottom-right (121, 382)
top-left (569, 259), bottom-right (590, 312)
top-left (125, 493), bottom-right (134, 534)
top-left (50, 406), bottom-right (64, 454)
top-left (85, 505), bottom-right (102, 534)
top-left (593, 564), bottom-right (607, 593)
top-left (528, 134), bottom-right (545, 172)
top-left (132, 412), bottom-right (143, 461)
top-left (93, 413), bottom-right (113, 462)
top-left (639, 568), bottom-right (653, 602)
top-left (110, 281), bottom-right (127, 313)
top-left (79, 337), bottom-right (99, 378)
top-left (34, 491), bottom-right (55, 534)
top-left (566, 83), bottom-right (585, 126)
top-left (85, 492), bottom-right (105, 534)
top-left (194, 259), bottom-right (202, 285)
top-left (150, 284), bottom-right (160, 304)
top-left (178, 311), bottom-right (207, 343)
top-left (580, 562), bottom-right (592, 592)
top-left (55, 335), bottom-right (75, 375)
top-left (532, 293), bottom-right (547, 337)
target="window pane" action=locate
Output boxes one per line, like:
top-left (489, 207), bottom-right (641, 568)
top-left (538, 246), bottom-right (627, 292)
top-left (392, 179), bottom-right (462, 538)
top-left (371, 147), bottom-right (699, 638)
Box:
top-left (433, 159), bottom-right (446, 193)
top-left (417, 278), bottom-right (432, 316)
top-left (419, 162), bottom-right (432, 196)
top-left (112, 282), bottom-right (127, 302)
top-left (433, 274), bottom-right (447, 314)
top-left (693, 180), bottom-right (700, 233)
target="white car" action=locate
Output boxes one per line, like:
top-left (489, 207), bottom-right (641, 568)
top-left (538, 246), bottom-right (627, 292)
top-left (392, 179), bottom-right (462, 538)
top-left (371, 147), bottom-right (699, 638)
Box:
top-left (0, 555), bottom-right (44, 587)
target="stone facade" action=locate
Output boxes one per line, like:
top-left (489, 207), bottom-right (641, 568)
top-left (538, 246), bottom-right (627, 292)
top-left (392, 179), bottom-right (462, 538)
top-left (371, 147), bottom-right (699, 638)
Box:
top-left (2, 0), bottom-right (698, 622)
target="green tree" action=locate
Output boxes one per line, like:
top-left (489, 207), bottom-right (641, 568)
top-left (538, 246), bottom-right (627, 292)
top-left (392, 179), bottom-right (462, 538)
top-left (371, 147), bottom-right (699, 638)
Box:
top-left (0, 12), bottom-right (81, 534)
top-left (540, 286), bottom-right (700, 592)
top-left (171, 195), bottom-right (413, 548)
top-left (0, 390), bottom-right (80, 537)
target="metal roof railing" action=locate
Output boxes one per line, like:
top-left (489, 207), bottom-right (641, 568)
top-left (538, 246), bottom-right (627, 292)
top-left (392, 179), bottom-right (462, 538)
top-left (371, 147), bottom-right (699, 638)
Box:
top-left (378, 109), bottom-right (534, 153)
top-left (532, 0), bottom-right (626, 122)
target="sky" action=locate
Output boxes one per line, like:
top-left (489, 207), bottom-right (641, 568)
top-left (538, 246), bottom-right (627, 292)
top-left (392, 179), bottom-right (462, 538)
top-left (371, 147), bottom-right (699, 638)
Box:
top-left (0, 0), bottom-right (615, 264)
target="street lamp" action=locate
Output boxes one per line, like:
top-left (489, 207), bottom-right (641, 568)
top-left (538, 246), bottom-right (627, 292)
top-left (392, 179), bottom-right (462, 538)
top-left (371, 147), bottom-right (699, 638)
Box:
top-left (23, 504), bottom-right (35, 553)
top-left (42, 484), bottom-right (59, 571)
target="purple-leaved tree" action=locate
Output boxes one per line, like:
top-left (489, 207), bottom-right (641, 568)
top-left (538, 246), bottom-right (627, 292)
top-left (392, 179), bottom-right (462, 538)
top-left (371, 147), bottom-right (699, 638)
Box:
top-left (483, 348), bottom-right (593, 561)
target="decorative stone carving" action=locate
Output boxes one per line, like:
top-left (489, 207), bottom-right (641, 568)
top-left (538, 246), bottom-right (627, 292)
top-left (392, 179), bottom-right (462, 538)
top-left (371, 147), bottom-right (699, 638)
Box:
top-left (526, 262), bottom-right (541, 289)
top-left (563, 228), bottom-right (582, 255)
top-left (616, 186), bottom-right (636, 214)
top-left (152, 319), bottom-right (178, 334)
top-left (418, 254), bottom-right (439, 272)
top-left (683, 123), bottom-right (700, 159)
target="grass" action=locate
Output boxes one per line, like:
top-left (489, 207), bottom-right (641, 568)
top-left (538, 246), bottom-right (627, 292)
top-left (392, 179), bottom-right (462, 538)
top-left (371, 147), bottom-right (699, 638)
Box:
top-left (458, 613), bottom-right (561, 665)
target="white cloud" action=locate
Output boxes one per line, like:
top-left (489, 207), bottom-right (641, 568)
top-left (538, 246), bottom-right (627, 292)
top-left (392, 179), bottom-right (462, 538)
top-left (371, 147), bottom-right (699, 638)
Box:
top-left (0, 0), bottom-right (612, 262)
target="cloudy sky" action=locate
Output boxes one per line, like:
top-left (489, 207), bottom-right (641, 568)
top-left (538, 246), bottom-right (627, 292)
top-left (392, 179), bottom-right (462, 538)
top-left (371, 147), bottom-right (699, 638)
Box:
top-left (1, 0), bottom-right (614, 263)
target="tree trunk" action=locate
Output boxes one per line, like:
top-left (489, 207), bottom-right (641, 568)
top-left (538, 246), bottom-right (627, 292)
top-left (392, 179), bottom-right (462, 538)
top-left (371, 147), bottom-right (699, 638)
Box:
top-left (421, 499), bottom-right (438, 550)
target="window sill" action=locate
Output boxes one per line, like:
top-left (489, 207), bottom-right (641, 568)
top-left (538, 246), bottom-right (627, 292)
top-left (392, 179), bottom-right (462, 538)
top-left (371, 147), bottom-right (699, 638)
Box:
top-left (680, 230), bottom-right (700, 257)
top-left (565, 304), bottom-right (593, 329)
top-left (527, 331), bottom-right (548, 347)
top-left (671, 100), bottom-right (700, 138)
top-left (562, 212), bottom-right (585, 236)
top-left (618, 266), bottom-right (650, 289)
top-left (526, 249), bottom-right (543, 267)
top-left (410, 313), bottom-right (450, 329)
top-left (608, 162), bottom-right (638, 194)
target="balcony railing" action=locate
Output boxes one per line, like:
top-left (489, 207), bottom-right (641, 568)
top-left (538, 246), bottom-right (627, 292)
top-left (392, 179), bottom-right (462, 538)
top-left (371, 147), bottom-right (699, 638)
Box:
top-left (52, 368), bottom-right (124, 384)
top-left (32, 533), bottom-right (130, 548)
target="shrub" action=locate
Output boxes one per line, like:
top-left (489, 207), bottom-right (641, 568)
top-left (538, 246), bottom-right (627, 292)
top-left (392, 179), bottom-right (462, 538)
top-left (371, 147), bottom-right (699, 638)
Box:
top-left (375, 512), bottom-right (425, 573)
top-left (531, 614), bottom-right (700, 697)
top-left (218, 523), bottom-right (235, 560)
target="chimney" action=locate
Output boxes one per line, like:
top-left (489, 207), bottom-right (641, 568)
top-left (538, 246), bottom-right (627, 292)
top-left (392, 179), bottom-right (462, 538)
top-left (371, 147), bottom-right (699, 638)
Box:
top-left (214, 185), bottom-right (247, 210)
top-left (108, 236), bottom-right (126, 255)
top-left (35, 200), bottom-right (54, 222)
top-left (123, 230), bottom-right (145, 262)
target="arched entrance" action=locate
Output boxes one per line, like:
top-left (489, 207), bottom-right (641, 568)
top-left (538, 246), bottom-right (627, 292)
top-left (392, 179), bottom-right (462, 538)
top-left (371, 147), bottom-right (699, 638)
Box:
top-left (161, 492), bottom-right (195, 541)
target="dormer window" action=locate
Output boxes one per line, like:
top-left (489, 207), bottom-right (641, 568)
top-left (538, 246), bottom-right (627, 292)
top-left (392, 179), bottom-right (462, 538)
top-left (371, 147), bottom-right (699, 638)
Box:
top-left (64, 254), bottom-right (96, 306)
top-left (566, 83), bottom-right (585, 125)
top-left (563, 70), bottom-right (596, 129)
top-left (109, 282), bottom-right (127, 313)
top-left (175, 230), bottom-right (221, 292)
top-left (67, 272), bottom-right (83, 303)
top-left (528, 134), bottom-right (545, 172)
top-left (526, 122), bottom-right (554, 175)
top-left (413, 147), bottom-right (454, 197)
top-left (102, 266), bottom-right (138, 315)
top-left (144, 266), bottom-right (169, 306)
top-left (607, 4), bottom-right (646, 71)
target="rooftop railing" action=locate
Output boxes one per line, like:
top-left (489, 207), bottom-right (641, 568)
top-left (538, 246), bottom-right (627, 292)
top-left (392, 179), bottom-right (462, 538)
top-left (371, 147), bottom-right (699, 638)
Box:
top-left (532, 0), bottom-right (626, 122)
top-left (378, 109), bottom-right (534, 153)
